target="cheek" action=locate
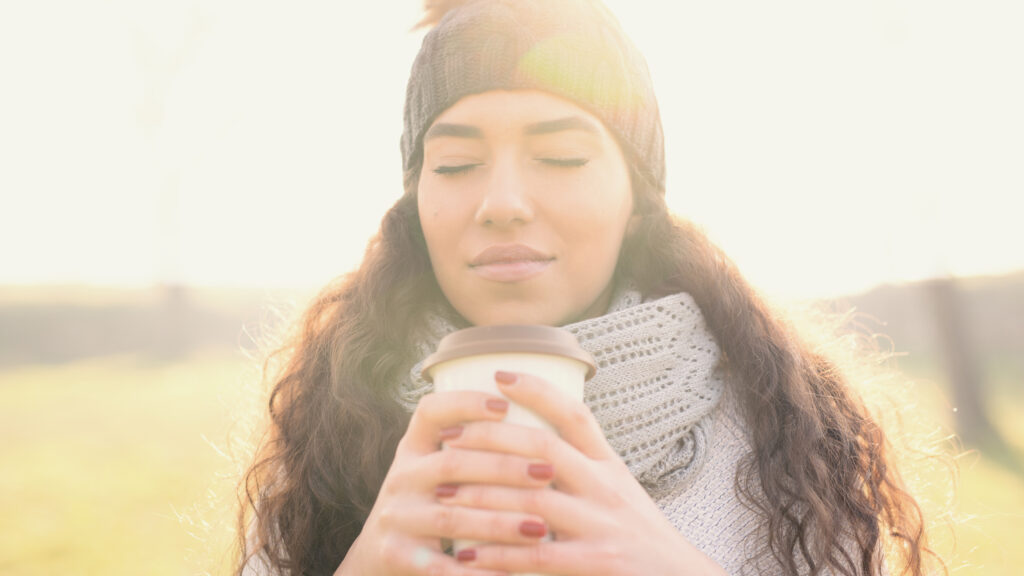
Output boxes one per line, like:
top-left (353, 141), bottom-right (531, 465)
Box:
top-left (420, 220), bottom-right (450, 266)
top-left (419, 179), bottom-right (471, 223)
top-left (576, 197), bottom-right (632, 266)
top-left (417, 188), bottom-right (448, 241)
top-left (562, 175), bottom-right (632, 242)
top-left (558, 206), bottom-right (631, 271)
top-left (418, 190), bottom-right (468, 282)
top-left (417, 199), bottom-right (444, 271)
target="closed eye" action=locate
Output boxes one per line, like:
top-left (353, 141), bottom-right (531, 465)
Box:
top-left (539, 157), bottom-right (589, 168)
top-left (433, 163), bottom-right (482, 175)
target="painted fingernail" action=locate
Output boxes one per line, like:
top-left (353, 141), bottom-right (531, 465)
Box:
top-left (486, 398), bottom-right (509, 413)
top-left (495, 371), bottom-right (518, 385)
top-left (527, 463), bottom-right (554, 480)
top-left (439, 426), bottom-right (463, 440)
top-left (519, 520), bottom-right (547, 538)
top-left (456, 548), bottom-right (476, 562)
top-left (435, 483), bottom-right (458, 498)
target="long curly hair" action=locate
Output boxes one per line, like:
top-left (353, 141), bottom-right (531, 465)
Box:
top-left (235, 159), bottom-right (943, 575)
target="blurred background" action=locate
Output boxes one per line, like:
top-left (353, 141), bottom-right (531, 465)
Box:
top-left (1, 0), bottom-right (1021, 574)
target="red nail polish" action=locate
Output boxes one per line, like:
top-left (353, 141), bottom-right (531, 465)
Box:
top-left (495, 370), bottom-right (517, 384)
top-left (435, 483), bottom-right (458, 498)
top-left (439, 426), bottom-right (463, 440)
top-left (527, 463), bottom-right (554, 480)
top-left (456, 548), bottom-right (476, 562)
top-left (519, 520), bottom-right (547, 538)
top-left (486, 398), bottom-right (509, 413)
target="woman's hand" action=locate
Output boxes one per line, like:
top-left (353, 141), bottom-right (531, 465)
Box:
top-left (434, 371), bottom-right (729, 576)
top-left (336, 388), bottom-right (558, 576)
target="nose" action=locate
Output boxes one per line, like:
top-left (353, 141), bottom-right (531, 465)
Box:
top-left (473, 156), bottom-right (534, 227)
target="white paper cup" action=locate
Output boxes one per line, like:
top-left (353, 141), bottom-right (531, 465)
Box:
top-left (421, 325), bottom-right (596, 576)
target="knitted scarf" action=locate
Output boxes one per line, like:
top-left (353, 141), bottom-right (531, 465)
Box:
top-left (396, 290), bottom-right (726, 496)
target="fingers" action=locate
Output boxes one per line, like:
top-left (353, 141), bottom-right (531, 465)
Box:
top-left (494, 371), bottom-right (617, 460)
top-left (401, 390), bottom-right (511, 455)
top-left (436, 483), bottom-right (610, 539)
top-left (403, 447), bottom-right (555, 491)
top-left (378, 535), bottom-right (510, 576)
top-left (454, 540), bottom-right (622, 576)
top-left (381, 500), bottom-right (551, 545)
top-left (439, 420), bottom-right (597, 495)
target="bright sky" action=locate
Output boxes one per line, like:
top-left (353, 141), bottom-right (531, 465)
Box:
top-left (1, 0), bottom-right (1022, 299)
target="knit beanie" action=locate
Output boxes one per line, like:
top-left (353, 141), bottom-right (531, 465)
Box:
top-left (401, 0), bottom-right (665, 193)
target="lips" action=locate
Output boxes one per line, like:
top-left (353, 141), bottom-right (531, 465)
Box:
top-left (469, 244), bottom-right (554, 283)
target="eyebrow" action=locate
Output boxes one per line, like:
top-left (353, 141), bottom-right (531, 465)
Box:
top-left (523, 116), bottom-right (601, 136)
top-left (423, 123), bottom-right (483, 142)
top-left (423, 115), bottom-right (600, 142)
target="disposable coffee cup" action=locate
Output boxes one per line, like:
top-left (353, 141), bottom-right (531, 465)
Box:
top-left (421, 324), bottom-right (596, 574)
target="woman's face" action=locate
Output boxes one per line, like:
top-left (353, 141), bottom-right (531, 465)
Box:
top-left (417, 90), bottom-right (635, 326)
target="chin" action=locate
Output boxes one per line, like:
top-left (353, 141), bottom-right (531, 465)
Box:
top-left (461, 302), bottom-right (569, 327)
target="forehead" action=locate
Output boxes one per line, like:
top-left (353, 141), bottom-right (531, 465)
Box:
top-left (427, 90), bottom-right (613, 139)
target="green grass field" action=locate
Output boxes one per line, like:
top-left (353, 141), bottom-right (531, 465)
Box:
top-left (0, 354), bottom-right (255, 576)
top-left (1, 353), bottom-right (1021, 575)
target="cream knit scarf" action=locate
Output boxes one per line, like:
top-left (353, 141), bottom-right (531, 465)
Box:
top-left (396, 290), bottom-right (725, 496)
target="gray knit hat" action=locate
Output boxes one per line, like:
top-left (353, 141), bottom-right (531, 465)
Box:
top-left (401, 0), bottom-right (665, 193)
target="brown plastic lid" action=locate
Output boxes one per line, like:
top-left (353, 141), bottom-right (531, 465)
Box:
top-left (421, 324), bottom-right (597, 381)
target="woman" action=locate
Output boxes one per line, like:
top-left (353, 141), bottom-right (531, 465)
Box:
top-left (238, 1), bottom-right (938, 574)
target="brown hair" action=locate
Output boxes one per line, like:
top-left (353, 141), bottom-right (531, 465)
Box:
top-left (235, 163), bottom-right (942, 575)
